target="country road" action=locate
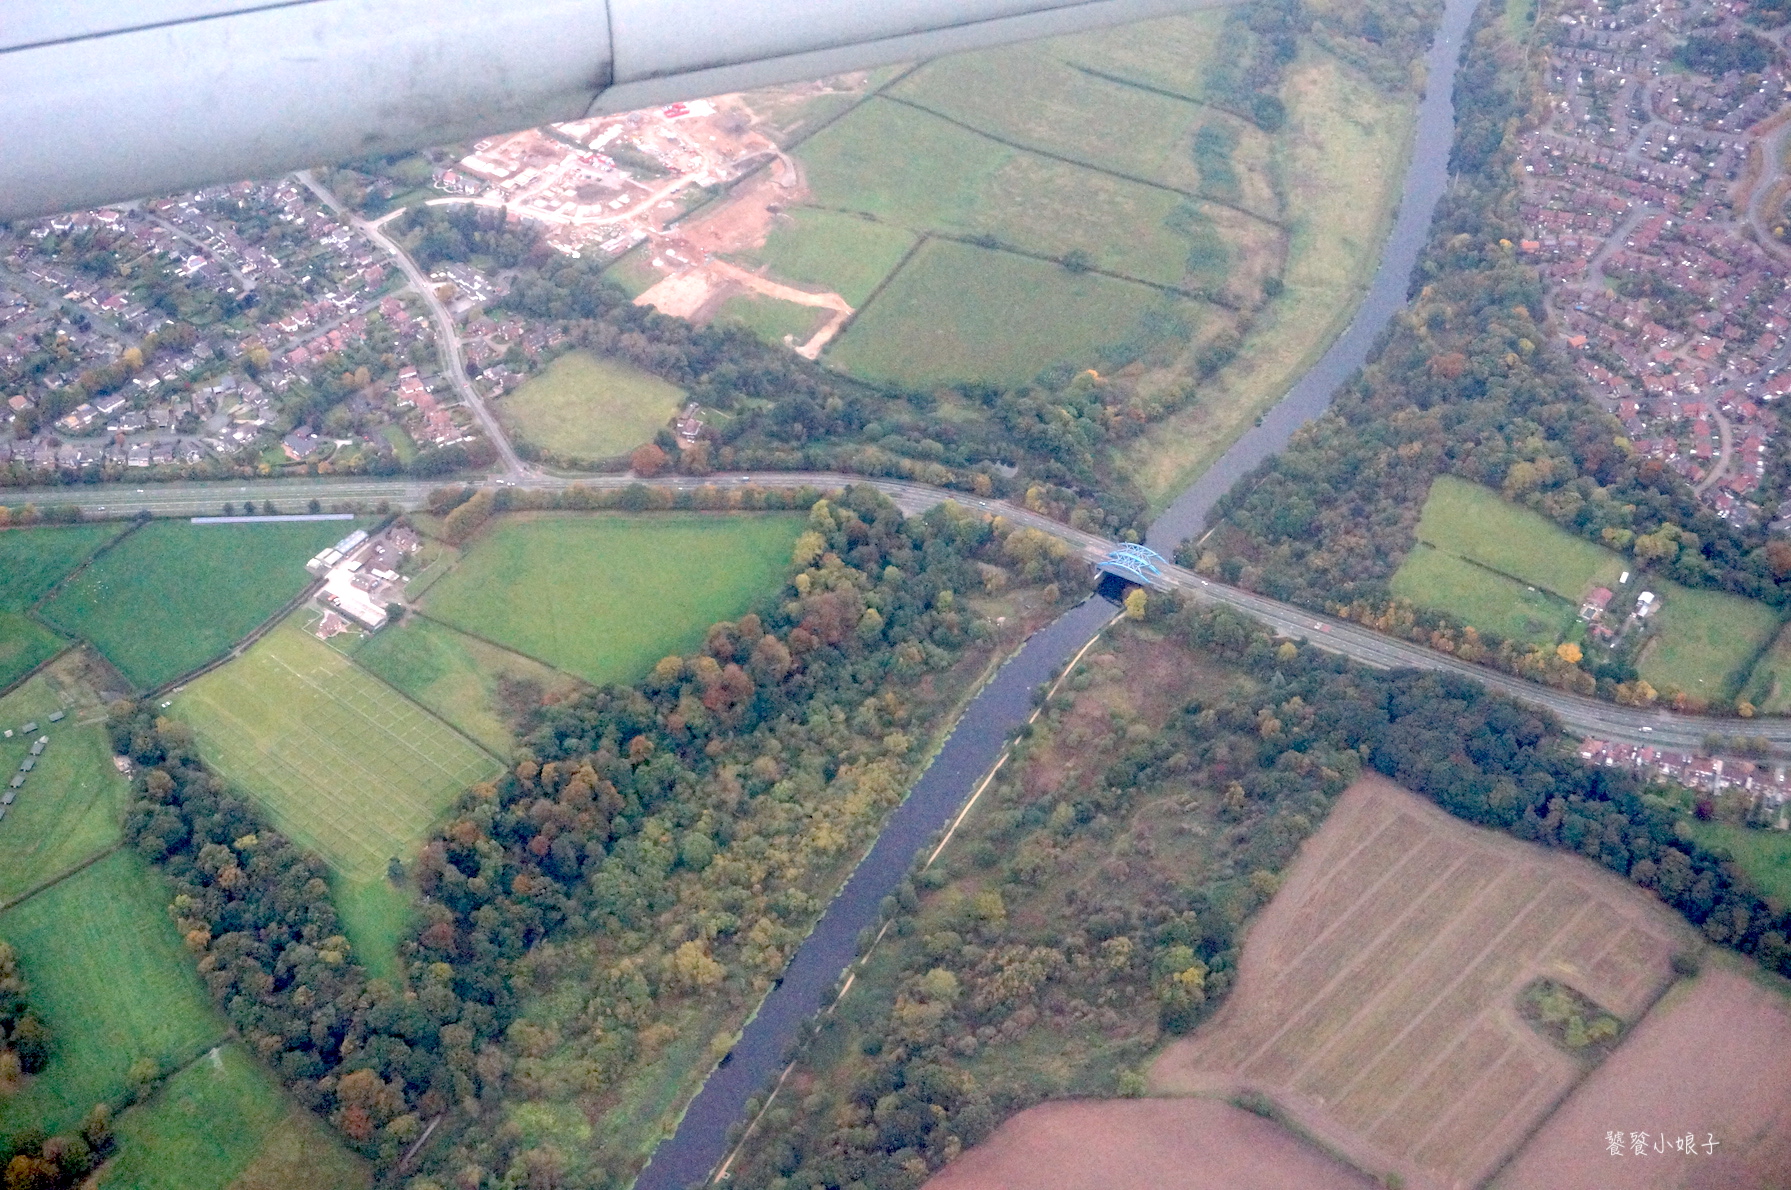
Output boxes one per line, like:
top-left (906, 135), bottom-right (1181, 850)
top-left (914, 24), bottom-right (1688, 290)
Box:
top-left (7, 468), bottom-right (1777, 755)
top-left (295, 170), bottom-right (529, 478)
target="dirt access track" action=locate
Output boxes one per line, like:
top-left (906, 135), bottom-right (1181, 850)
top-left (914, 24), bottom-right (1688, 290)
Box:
top-left (1150, 774), bottom-right (1694, 1190)
top-left (922, 1098), bottom-right (1379, 1190)
top-left (634, 155), bottom-right (854, 359)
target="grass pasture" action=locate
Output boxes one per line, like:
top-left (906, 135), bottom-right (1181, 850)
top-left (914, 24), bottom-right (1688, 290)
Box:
top-left (0, 672), bottom-right (130, 903)
top-left (0, 612), bottom-right (65, 692)
top-left (827, 239), bottom-right (1194, 387)
top-left (37, 519), bottom-right (360, 690)
top-left (328, 874), bottom-right (414, 985)
top-left (0, 850), bottom-right (226, 1148)
top-left (420, 512), bottom-right (803, 686)
top-left (1389, 545), bottom-right (1577, 647)
top-left (1413, 476), bottom-right (1624, 600)
top-left (1121, 51), bottom-right (1418, 507)
top-left (1151, 774), bottom-right (1693, 1190)
top-left (351, 615), bottom-right (583, 755)
top-left (1638, 582), bottom-right (1781, 699)
top-left (715, 291), bottom-right (825, 346)
top-left (497, 350), bottom-right (685, 461)
top-left (751, 208), bottom-right (918, 306)
top-left (173, 622), bottom-right (500, 881)
top-left (1745, 621), bottom-right (1791, 712)
top-left (102, 1043), bottom-right (369, 1190)
top-left (0, 523), bottom-right (123, 610)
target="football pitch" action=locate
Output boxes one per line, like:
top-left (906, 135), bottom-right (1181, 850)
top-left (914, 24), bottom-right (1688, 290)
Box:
top-left (173, 622), bottom-right (500, 881)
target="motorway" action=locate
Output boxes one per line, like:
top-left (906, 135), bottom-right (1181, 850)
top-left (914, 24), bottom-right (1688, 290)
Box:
top-left (7, 468), bottom-right (1780, 755)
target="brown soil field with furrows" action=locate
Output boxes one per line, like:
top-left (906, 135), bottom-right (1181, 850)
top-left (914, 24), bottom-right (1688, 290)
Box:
top-left (1150, 774), bottom-right (1695, 1190)
top-left (922, 1098), bottom-right (1379, 1190)
top-left (1491, 959), bottom-right (1791, 1190)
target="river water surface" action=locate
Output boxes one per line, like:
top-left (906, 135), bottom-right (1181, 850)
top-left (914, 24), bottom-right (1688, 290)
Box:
top-left (635, 0), bottom-right (1485, 1183)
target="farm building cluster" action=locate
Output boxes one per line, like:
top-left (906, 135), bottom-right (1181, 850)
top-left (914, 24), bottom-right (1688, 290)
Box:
top-left (2, 709), bottom-right (66, 824)
top-left (305, 523), bottom-right (421, 632)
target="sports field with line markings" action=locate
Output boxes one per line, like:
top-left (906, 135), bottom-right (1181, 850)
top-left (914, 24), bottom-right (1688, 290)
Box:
top-left (173, 621), bottom-right (500, 880)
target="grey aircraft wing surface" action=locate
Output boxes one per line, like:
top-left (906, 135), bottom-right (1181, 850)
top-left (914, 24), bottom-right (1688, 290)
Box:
top-left (3, 0), bottom-right (1217, 220)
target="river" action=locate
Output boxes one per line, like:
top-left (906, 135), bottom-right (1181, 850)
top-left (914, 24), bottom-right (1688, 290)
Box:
top-left (636, 0), bottom-right (1486, 1183)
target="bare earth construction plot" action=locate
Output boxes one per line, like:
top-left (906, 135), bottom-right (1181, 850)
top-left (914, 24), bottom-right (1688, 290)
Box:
top-left (1151, 774), bottom-right (1693, 1190)
top-left (173, 621), bottom-right (501, 880)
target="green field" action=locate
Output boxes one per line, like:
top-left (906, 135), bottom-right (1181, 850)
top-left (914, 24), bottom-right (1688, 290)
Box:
top-left (102, 1043), bottom-right (369, 1190)
top-left (421, 513), bottom-right (803, 686)
top-left (0, 612), bottom-right (65, 691)
top-left (796, 97), bottom-right (1231, 291)
top-left (752, 209), bottom-right (918, 306)
top-left (37, 519), bottom-right (360, 690)
top-left (715, 291), bottom-right (825, 346)
top-left (0, 851), bottom-right (226, 1147)
top-left (328, 874), bottom-right (413, 985)
top-left (351, 615), bottom-right (582, 755)
top-left (0, 523), bottom-right (123, 610)
top-left (173, 622), bottom-right (501, 881)
top-left (499, 350), bottom-right (685, 460)
top-left (1413, 476), bottom-right (1626, 600)
top-left (1746, 622), bottom-right (1791, 712)
top-left (828, 239), bottom-right (1193, 387)
top-left (1122, 50), bottom-right (1418, 507)
top-left (1638, 582), bottom-right (1781, 698)
top-left (1684, 819), bottom-right (1791, 906)
top-left (0, 673), bottom-right (130, 904)
top-left (1389, 544), bottom-right (1578, 646)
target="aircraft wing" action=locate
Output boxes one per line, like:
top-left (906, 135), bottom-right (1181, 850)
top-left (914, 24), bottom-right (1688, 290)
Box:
top-left (3, 0), bottom-right (1213, 220)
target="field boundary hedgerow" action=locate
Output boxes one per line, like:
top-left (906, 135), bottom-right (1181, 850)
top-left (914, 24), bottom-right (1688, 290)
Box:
top-left (876, 92), bottom-right (1288, 233)
top-left (0, 842), bottom-right (123, 916)
top-left (405, 609), bottom-right (582, 689)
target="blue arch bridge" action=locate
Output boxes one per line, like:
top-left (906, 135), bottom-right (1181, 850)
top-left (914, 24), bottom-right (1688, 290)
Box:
top-left (1097, 542), bottom-right (1172, 590)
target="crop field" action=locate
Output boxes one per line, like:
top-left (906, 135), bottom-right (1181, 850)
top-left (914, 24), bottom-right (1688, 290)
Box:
top-left (1493, 962), bottom-right (1791, 1190)
top-left (351, 615), bottom-right (583, 755)
top-left (37, 519), bottom-right (359, 690)
top-left (1389, 545), bottom-right (1577, 646)
top-left (420, 512), bottom-right (803, 686)
top-left (102, 1043), bottom-right (369, 1190)
top-left (0, 850), bottom-right (226, 1147)
top-left (1151, 774), bottom-right (1692, 1190)
top-left (827, 239), bottom-right (1195, 387)
top-left (751, 208), bottom-right (919, 306)
top-left (1637, 581), bottom-right (1781, 699)
top-left (923, 1099), bottom-right (1376, 1190)
top-left (497, 350), bottom-right (686, 460)
top-left (1412, 477), bottom-right (1625, 600)
top-left (0, 672), bottom-right (130, 903)
top-left (173, 622), bottom-right (500, 881)
top-left (0, 523), bottom-right (123, 610)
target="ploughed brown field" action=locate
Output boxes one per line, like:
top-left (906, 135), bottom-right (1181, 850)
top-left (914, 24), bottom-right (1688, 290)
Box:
top-left (922, 1099), bottom-right (1378, 1190)
top-left (1492, 961), bottom-right (1791, 1190)
top-left (1150, 774), bottom-right (1694, 1190)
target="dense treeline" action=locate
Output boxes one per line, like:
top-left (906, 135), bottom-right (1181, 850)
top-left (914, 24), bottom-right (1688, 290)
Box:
top-left (729, 598), bottom-right (1791, 1190)
top-left (396, 205), bottom-right (546, 272)
top-left (409, 490), bottom-right (1088, 1187)
top-left (106, 490), bottom-right (1086, 1185)
top-left (1194, 0), bottom-right (1791, 672)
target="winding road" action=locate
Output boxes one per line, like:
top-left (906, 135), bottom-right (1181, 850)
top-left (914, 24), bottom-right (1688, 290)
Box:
top-left (294, 170), bottom-right (529, 478)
